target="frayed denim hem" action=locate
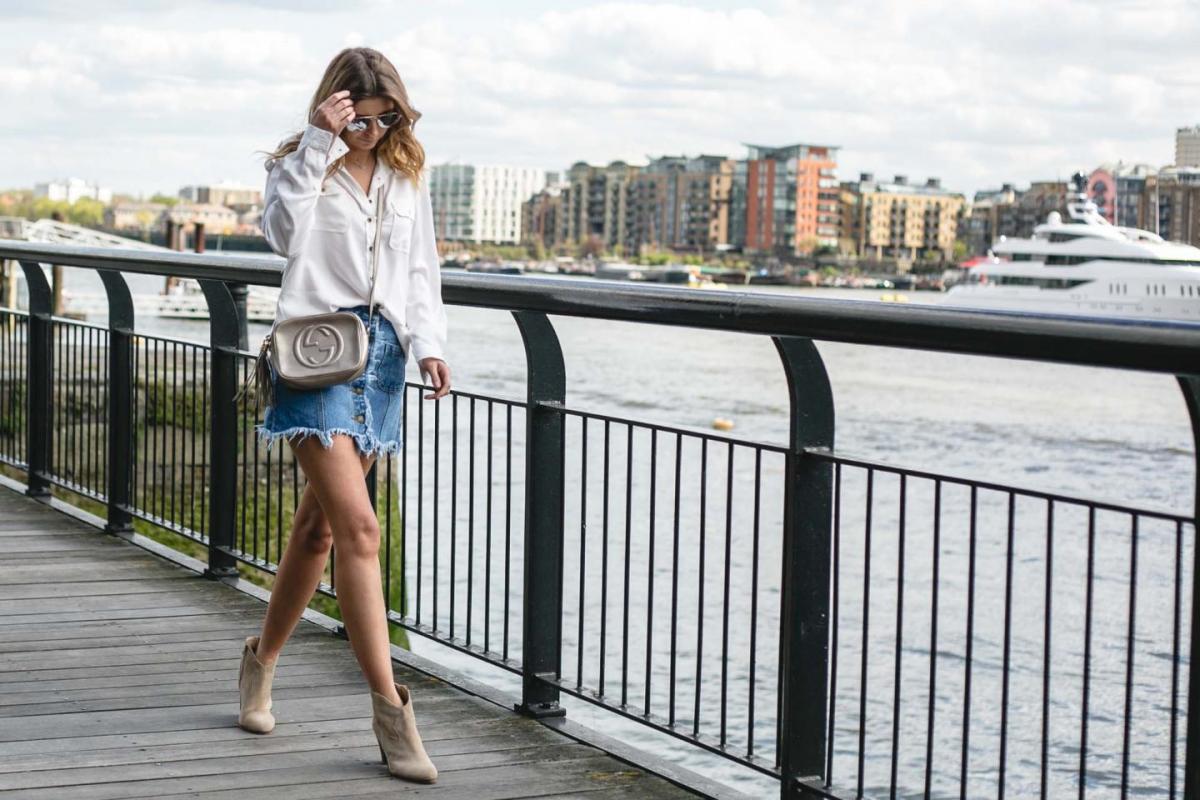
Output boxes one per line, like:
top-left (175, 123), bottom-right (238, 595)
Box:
top-left (254, 423), bottom-right (403, 459)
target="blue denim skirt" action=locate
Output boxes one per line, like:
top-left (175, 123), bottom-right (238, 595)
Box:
top-left (255, 304), bottom-right (407, 459)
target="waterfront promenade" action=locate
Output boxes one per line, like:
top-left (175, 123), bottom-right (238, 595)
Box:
top-left (0, 483), bottom-right (708, 799)
top-left (3, 240), bottom-right (1199, 798)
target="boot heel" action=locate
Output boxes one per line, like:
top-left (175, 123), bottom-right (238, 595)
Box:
top-left (379, 743), bottom-right (388, 765)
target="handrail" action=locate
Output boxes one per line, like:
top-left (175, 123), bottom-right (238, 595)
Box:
top-left (3, 239), bottom-right (1200, 374)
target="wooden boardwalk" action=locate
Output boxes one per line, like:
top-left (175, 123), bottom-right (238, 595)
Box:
top-left (0, 486), bottom-right (712, 800)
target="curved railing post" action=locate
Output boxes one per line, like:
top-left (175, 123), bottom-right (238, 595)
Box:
top-left (1176, 375), bottom-right (1200, 798)
top-left (199, 278), bottom-right (242, 580)
top-left (18, 260), bottom-right (52, 498)
top-left (99, 269), bottom-right (135, 536)
top-left (512, 309), bottom-right (567, 718)
top-left (773, 335), bottom-right (835, 798)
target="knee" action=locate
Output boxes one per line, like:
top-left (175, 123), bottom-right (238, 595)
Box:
top-left (294, 517), bottom-right (334, 554)
top-left (336, 512), bottom-right (381, 560)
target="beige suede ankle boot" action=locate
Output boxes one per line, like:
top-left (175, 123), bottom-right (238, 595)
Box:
top-left (238, 635), bottom-right (276, 734)
top-left (370, 682), bottom-right (438, 783)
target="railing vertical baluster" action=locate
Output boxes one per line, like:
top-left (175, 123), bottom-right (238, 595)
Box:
top-left (1002, 492), bottom-right (1019, 799)
top-left (1041, 500), bottom-right (1055, 800)
top-left (773, 336), bottom-right (835, 799)
top-left (1176, 375), bottom-right (1200, 799)
top-left (18, 260), bottom-right (52, 497)
top-left (98, 269), bottom-right (134, 535)
top-left (198, 279), bottom-right (241, 580)
top-left (512, 310), bottom-right (566, 719)
top-left (961, 486), bottom-right (978, 799)
top-left (1171, 517), bottom-right (1184, 799)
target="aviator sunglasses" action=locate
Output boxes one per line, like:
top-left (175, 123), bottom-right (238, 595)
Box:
top-left (345, 111), bottom-right (405, 133)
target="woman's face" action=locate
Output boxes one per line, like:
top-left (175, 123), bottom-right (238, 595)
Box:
top-left (341, 95), bottom-right (396, 152)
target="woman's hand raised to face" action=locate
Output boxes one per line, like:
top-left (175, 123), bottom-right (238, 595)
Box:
top-left (311, 89), bottom-right (355, 135)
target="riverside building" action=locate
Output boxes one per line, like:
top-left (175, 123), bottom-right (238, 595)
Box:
top-left (429, 164), bottom-right (547, 244)
top-left (1176, 125), bottom-right (1200, 168)
top-left (624, 155), bottom-right (734, 255)
top-left (841, 173), bottom-right (964, 264)
top-left (734, 143), bottom-right (839, 256)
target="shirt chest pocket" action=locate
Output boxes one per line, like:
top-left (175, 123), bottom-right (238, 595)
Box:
top-left (384, 197), bottom-right (415, 252)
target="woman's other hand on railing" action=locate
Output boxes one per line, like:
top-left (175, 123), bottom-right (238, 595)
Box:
top-left (419, 357), bottom-right (450, 400)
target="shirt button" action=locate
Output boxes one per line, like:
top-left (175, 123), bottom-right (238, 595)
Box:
top-left (353, 386), bottom-right (363, 394)
top-left (354, 413), bottom-right (365, 422)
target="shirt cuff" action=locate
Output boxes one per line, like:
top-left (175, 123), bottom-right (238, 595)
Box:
top-left (409, 334), bottom-right (444, 365)
top-left (298, 123), bottom-right (349, 165)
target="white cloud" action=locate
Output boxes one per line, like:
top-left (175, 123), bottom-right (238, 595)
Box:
top-left (0, 0), bottom-right (1196, 197)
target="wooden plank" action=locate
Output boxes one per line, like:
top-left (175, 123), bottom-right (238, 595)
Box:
top-left (0, 686), bottom-right (472, 742)
top-left (0, 748), bottom-right (641, 799)
top-left (0, 651), bottom-right (346, 686)
top-left (0, 660), bottom-right (359, 703)
top-left (0, 676), bottom-right (467, 718)
top-left (0, 607), bottom-right (270, 634)
top-left (0, 716), bottom-right (536, 773)
top-left (0, 713), bottom-right (536, 761)
top-left (0, 735), bottom-right (595, 792)
top-left (0, 634), bottom-right (346, 668)
top-left (0, 620), bottom-right (331, 651)
top-left (0, 577), bottom-right (216, 601)
top-left (530, 785), bottom-right (695, 800)
top-left (161, 754), bottom-right (672, 800)
top-left (0, 590), bottom-right (270, 617)
top-left (0, 605), bottom-right (277, 628)
top-left (0, 534), bottom-right (133, 553)
top-left (0, 544), bottom-right (145, 561)
top-left (0, 560), bottom-right (198, 585)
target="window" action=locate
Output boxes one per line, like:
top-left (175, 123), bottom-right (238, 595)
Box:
top-left (992, 275), bottom-right (1090, 289)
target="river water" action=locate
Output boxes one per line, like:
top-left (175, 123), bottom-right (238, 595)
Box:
top-left (47, 265), bottom-right (1196, 798)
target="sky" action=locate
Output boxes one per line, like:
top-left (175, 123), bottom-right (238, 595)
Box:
top-left (1, 0), bottom-right (1197, 200)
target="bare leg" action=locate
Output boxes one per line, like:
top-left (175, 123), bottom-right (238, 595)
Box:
top-left (255, 440), bottom-right (378, 669)
top-left (285, 433), bottom-right (400, 704)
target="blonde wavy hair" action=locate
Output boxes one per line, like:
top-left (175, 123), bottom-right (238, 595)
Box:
top-left (262, 47), bottom-right (425, 185)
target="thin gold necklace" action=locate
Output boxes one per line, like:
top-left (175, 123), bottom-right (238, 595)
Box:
top-left (346, 154), bottom-right (375, 171)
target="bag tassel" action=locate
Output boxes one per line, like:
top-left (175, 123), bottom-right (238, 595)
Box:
top-left (234, 335), bottom-right (275, 409)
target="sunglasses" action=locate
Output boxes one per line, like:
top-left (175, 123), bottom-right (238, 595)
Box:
top-left (345, 111), bottom-right (405, 133)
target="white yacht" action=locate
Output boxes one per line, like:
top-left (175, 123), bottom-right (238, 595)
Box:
top-left (945, 178), bottom-right (1200, 321)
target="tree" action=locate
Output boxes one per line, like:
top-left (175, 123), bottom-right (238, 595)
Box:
top-left (578, 234), bottom-right (604, 259)
top-left (797, 235), bottom-right (820, 255)
top-left (67, 197), bottom-right (105, 227)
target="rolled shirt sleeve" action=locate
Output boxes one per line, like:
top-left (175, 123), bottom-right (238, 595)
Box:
top-left (405, 176), bottom-right (448, 364)
top-left (261, 123), bottom-right (350, 257)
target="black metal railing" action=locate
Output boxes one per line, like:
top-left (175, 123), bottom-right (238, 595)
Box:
top-left (1, 240), bottom-right (1197, 800)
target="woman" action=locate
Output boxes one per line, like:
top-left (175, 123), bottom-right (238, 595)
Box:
top-left (238, 47), bottom-right (449, 784)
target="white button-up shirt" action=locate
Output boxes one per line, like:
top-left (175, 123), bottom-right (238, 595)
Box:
top-left (261, 123), bottom-right (447, 364)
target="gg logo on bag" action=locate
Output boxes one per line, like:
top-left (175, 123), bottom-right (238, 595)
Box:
top-left (294, 323), bottom-right (344, 368)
